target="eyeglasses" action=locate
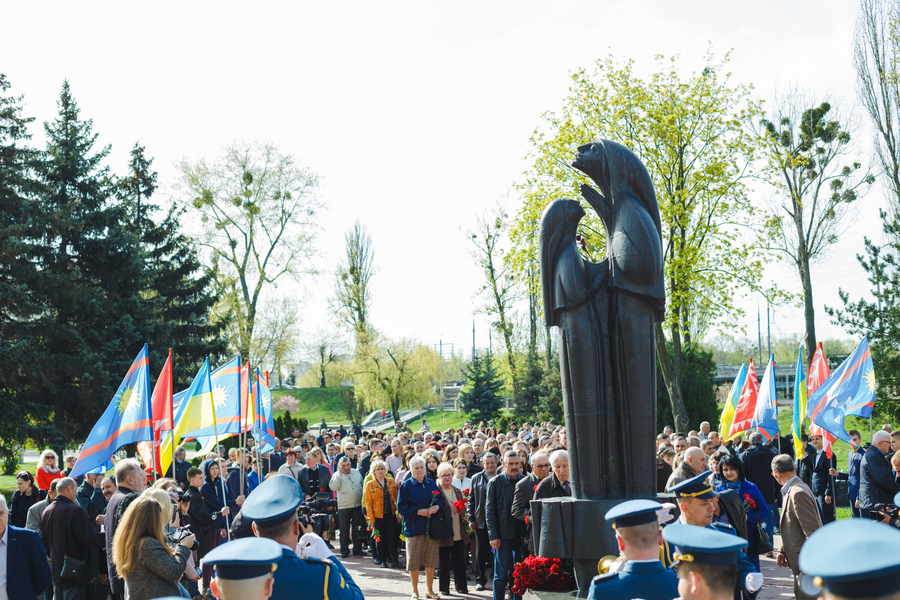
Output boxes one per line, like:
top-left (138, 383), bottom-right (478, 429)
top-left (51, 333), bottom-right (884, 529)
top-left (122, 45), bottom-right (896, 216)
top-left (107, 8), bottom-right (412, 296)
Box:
top-left (533, 463), bottom-right (551, 469)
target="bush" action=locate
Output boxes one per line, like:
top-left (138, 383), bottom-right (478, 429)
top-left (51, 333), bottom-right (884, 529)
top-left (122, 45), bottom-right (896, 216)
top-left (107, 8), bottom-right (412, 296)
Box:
top-left (1, 446), bottom-right (21, 475)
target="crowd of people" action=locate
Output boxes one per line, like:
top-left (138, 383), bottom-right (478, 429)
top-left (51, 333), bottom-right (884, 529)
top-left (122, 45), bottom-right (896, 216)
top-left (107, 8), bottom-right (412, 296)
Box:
top-left (9, 415), bottom-right (900, 600)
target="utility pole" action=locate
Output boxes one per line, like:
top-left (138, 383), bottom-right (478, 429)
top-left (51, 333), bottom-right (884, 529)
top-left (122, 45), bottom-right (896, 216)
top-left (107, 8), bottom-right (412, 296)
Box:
top-left (767, 302), bottom-right (772, 361)
top-left (757, 303), bottom-right (763, 367)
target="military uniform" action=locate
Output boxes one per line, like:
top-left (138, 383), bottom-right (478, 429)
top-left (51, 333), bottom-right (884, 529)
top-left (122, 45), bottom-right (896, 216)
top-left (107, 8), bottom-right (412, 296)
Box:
top-left (204, 537), bottom-right (281, 600)
top-left (667, 472), bottom-right (762, 600)
top-left (799, 517), bottom-right (900, 600)
top-left (587, 499), bottom-right (678, 600)
top-left (240, 474), bottom-right (364, 600)
top-left (662, 523), bottom-right (748, 600)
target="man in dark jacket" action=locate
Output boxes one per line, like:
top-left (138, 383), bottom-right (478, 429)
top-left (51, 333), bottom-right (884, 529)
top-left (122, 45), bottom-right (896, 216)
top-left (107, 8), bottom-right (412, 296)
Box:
top-left (165, 447), bottom-right (191, 490)
top-left (41, 478), bottom-right (104, 600)
top-left (105, 459), bottom-right (145, 599)
top-left (511, 451), bottom-right (550, 559)
top-left (467, 453), bottom-right (498, 591)
top-left (739, 433), bottom-right (779, 541)
top-left (485, 450), bottom-right (525, 600)
top-left (1, 495), bottom-right (52, 600)
top-left (358, 438), bottom-right (383, 479)
top-left (859, 430), bottom-right (900, 518)
top-left (298, 453), bottom-right (332, 499)
top-left (534, 450), bottom-right (571, 499)
top-left (186, 467), bottom-right (217, 567)
top-left (809, 433), bottom-right (836, 523)
top-left (796, 434), bottom-right (817, 488)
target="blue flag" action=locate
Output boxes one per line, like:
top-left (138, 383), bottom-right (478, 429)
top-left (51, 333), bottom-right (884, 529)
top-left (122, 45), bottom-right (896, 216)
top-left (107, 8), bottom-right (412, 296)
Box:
top-left (752, 354), bottom-right (779, 442)
top-left (253, 369), bottom-right (278, 453)
top-left (179, 357), bottom-right (243, 440)
top-left (70, 344), bottom-right (154, 478)
top-left (807, 337), bottom-right (876, 445)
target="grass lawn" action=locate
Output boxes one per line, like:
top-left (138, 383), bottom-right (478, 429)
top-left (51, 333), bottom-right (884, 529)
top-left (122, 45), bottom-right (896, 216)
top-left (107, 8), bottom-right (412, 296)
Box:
top-left (272, 387), bottom-right (355, 424)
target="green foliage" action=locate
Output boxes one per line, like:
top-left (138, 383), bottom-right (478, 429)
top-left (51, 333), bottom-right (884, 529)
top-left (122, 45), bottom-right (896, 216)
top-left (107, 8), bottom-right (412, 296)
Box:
top-left (513, 350), bottom-right (543, 419)
top-left (826, 209), bottom-right (900, 424)
top-left (1, 447), bottom-right (22, 475)
top-left (656, 341), bottom-right (718, 432)
top-left (536, 356), bottom-right (565, 425)
top-left (497, 414), bottom-right (510, 434)
top-left (459, 352), bottom-right (505, 424)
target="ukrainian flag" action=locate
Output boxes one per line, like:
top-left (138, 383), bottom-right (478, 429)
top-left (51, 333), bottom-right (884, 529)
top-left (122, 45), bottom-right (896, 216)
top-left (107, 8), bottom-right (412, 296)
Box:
top-left (160, 358), bottom-right (214, 475)
top-left (792, 349), bottom-right (807, 459)
top-left (720, 362), bottom-right (746, 438)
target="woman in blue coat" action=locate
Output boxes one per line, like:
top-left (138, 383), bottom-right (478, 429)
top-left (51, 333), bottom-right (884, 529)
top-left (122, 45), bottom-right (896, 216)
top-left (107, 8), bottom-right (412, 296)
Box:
top-left (716, 454), bottom-right (769, 569)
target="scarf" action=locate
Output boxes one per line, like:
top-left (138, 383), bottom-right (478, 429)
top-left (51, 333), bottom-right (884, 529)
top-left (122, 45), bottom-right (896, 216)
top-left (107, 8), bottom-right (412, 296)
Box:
top-left (42, 464), bottom-right (59, 474)
top-left (724, 479), bottom-right (742, 493)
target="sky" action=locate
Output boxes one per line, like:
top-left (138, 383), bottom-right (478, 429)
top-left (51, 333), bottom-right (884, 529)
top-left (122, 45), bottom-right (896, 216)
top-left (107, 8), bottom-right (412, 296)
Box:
top-left (3, 1), bottom-right (885, 364)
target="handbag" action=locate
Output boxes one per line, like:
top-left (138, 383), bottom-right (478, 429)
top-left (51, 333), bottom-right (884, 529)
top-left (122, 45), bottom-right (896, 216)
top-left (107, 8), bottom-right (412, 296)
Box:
top-left (755, 521), bottom-right (774, 554)
top-left (60, 555), bottom-right (86, 581)
top-left (428, 507), bottom-right (454, 540)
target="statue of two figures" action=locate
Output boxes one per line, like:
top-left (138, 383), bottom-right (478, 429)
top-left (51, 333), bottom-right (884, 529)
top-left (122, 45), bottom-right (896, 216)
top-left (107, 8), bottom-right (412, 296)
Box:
top-left (537, 140), bottom-right (665, 593)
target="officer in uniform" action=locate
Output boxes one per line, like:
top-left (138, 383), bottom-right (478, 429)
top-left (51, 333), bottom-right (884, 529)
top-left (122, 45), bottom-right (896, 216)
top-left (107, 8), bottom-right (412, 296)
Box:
top-left (665, 471), bottom-right (763, 600)
top-left (240, 474), bottom-right (364, 600)
top-left (662, 523), bottom-right (749, 600)
top-left (203, 537), bottom-right (282, 600)
top-left (587, 499), bottom-right (677, 600)
top-left (799, 518), bottom-right (900, 600)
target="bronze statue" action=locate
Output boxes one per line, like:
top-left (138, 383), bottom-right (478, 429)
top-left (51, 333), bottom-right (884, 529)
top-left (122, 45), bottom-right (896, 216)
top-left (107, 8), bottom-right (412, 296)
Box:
top-left (540, 139), bottom-right (664, 500)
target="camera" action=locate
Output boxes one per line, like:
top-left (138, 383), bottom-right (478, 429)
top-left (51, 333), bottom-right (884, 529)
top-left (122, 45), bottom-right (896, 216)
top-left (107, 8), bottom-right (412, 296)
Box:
top-left (168, 526), bottom-right (199, 551)
top-left (869, 503), bottom-right (900, 519)
top-left (297, 492), bottom-right (337, 535)
top-left (175, 491), bottom-right (187, 502)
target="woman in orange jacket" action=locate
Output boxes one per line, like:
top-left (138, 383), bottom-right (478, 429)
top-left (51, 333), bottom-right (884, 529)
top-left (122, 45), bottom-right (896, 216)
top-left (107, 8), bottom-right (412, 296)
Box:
top-left (364, 459), bottom-right (401, 569)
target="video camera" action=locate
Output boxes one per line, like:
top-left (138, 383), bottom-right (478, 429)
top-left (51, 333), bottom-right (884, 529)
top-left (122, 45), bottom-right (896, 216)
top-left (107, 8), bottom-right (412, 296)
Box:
top-left (869, 503), bottom-right (900, 519)
top-left (298, 491), bottom-right (337, 535)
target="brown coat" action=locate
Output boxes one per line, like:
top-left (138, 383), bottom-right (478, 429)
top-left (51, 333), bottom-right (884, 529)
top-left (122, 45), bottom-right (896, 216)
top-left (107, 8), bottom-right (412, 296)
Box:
top-left (437, 486), bottom-right (471, 547)
top-left (779, 477), bottom-right (822, 575)
top-left (364, 476), bottom-right (399, 522)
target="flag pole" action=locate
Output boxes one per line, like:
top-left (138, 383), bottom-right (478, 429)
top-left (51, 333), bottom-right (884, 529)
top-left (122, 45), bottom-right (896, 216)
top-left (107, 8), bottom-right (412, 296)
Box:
top-left (255, 370), bottom-right (262, 483)
top-left (239, 358), bottom-right (245, 497)
top-left (168, 349), bottom-right (175, 487)
top-left (207, 357), bottom-right (231, 541)
top-left (150, 346), bottom-right (158, 483)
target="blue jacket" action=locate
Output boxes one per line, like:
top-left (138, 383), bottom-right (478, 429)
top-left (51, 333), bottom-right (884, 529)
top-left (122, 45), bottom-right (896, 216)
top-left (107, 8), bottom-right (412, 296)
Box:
top-left (859, 445), bottom-right (900, 509)
top-left (587, 560), bottom-right (678, 600)
top-left (7, 525), bottom-right (52, 600)
top-left (270, 546), bottom-right (364, 600)
top-left (835, 446), bottom-right (865, 501)
top-left (200, 459), bottom-right (238, 528)
top-left (397, 476), bottom-right (443, 537)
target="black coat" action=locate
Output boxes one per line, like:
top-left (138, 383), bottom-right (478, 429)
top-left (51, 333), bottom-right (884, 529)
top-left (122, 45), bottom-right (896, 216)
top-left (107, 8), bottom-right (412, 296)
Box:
top-left (859, 446), bottom-right (900, 510)
top-left (166, 458), bottom-right (191, 490)
top-left (511, 472), bottom-right (540, 521)
top-left (796, 443), bottom-right (817, 487)
top-left (299, 464), bottom-right (332, 498)
top-left (41, 496), bottom-right (104, 588)
top-left (485, 472), bottom-right (524, 542)
top-left (810, 450), bottom-right (836, 499)
top-left (717, 488), bottom-right (748, 542)
top-left (10, 488), bottom-right (46, 528)
top-left (76, 482), bottom-right (105, 522)
top-left (739, 444), bottom-right (779, 504)
top-left (467, 470), bottom-right (493, 530)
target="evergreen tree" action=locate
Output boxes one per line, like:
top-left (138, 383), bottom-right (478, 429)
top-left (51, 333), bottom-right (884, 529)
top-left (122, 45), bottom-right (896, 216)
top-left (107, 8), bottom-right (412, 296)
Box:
top-left (513, 348), bottom-right (543, 420)
top-left (0, 74), bottom-right (44, 466)
top-left (25, 81), bottom-right (151, 449)
top-left (459, 352), bottom-right (504, 423)
top-left (117, 143), bottom-right (226, 386)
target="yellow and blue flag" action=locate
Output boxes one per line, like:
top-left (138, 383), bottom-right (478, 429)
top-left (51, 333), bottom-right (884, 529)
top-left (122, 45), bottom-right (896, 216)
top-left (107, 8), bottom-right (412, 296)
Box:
top-left (70, 344), bottom-right (153, 478)
top-left (720, 362), bottom-right (747, 438)
top-left (807, 337), bottom-right (877, 445)
top-left (160, 358), bottom-right (214, 475)
top-left (792, 349), bottom-right (807, 459)
top-left (752, 354), bottom-right (779, 442)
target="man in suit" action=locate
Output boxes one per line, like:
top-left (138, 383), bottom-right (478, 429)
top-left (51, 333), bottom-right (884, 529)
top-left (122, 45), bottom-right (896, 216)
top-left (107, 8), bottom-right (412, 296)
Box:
top-left (808, 434), bottom-right (836, 523)
top-left (534, 450), bottom-right (572, 499)
top-left (165, 446), bottom-right (191, 490)
top-left (26, 479), bottom-right (59, 535)
top-left (41, 478), bottom-right (105, 600)
top-left (770, 454), bottom-right (822, 600)
top-left (298, 452), bottom-right (332, 499)
top-left (832, 429), bottom-right (865, 517)
top-left (0, 495), bottom-right (52, 600)
top-left (587, 500), bottom-right (677, 600)
top-left (859, 430), bottom-right (900, 517)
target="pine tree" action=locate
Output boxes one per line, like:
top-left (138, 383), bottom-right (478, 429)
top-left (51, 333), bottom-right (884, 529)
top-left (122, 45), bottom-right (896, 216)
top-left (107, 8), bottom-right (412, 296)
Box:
top-left (26, 81), bottom-right (151, 449)
top-left (459, 352), bottom-right (504, 423)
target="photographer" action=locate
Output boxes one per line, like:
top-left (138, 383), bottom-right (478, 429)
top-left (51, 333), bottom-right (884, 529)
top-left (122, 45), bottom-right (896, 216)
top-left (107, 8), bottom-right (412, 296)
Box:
top-left (330, 456), bottom-right (365, 558)
top-left (111, 496), bottom-right (194, 600)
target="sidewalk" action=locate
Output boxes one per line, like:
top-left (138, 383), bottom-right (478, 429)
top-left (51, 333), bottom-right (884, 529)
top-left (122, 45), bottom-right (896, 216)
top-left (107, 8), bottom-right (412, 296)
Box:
top-left (341, 534), bottom-right (798, 599)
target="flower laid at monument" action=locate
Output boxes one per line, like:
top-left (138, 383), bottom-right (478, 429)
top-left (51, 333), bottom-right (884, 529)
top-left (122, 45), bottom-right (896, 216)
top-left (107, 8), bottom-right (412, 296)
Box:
top-left (511, 556), bottom-right (573, 595)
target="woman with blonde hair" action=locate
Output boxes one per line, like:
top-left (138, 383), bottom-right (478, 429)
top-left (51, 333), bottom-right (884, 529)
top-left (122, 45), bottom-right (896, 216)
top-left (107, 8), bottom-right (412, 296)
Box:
top-left (35, 449), bottom-right (63, 491)
top-left (364, 459), bottom-right (401, 569)
top-left (112, 495), bottom-right (194, 600)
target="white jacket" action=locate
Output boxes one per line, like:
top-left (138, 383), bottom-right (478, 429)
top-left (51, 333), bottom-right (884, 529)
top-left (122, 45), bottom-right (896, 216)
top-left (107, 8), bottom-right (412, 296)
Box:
top-left (330, 468), bottom-right (363, 509)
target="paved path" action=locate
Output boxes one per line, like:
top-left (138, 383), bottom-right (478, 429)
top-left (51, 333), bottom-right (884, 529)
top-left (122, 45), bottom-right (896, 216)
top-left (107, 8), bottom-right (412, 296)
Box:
top-left (342, 533), bottom-right (799, 599)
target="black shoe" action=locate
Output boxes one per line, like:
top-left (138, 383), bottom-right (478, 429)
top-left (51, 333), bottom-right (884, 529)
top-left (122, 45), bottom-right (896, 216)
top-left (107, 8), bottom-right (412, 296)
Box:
top-left (353, 550), bottom-right (365, 556)
top-left (341, 551), bottom-right (350, 558)
top-left (475, 584), bottom-right (485, 591)
top-left (457, 589), bottom-right (468, 595)
top-left (381, 562), bottom-right (390, 568)
top-left (391, 563), bottom-right (403, 569)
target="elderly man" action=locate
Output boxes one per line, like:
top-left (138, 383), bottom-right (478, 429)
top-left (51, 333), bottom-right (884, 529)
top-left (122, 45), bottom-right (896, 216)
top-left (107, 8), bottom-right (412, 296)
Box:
top-left (1, 495), bottom-right (52, 600)
top-left (106, 459), bottom-right (145, 598)
top-left (42, 478), bottom-right (104, 600)
top-left (468, 453), bottom-right (498, 591)
top-left (534, 450), bottom-right (571, 499)
top-left (486, 450), bottom-right (525, 600)
top-left (666, 447), bottom-right (707, 491)
top-left (330, 457), bottom-right (364, 559)
top-left (699, 421), bottom-right (711, 440)
top-left (512, 450), bottom-right (550, 559)
top-left (26, 479), bottom-right (58, 535)
top-left (859, 430), bottom-right (900, 518)
top-left (770, 454), bottom-right (822, 600)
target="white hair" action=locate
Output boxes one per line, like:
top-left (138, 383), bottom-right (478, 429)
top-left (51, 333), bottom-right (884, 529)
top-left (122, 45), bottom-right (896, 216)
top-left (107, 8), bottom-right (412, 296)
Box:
top-left (874, 430), bottom-right (892, 444)
top-left (408, 455), bottom-right (426, 470)
top-left (437, 462), bottom-right (454, 477)
top-left (0, 495), bottom-right (7, 512)
top-left (115, 458), bottom-right (143, 484)
top-left (550, 449), bottom-right (569, 465)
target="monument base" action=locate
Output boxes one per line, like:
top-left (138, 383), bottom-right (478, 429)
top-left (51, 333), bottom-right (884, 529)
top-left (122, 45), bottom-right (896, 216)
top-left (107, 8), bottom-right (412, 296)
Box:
top-left (523, 589), bottom-right (579, 600)
top-left (531, 495), bottom-right (676, 598)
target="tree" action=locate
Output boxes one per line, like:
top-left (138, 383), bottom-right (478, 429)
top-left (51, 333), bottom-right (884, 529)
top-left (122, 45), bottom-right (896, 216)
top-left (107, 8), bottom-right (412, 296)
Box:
top-left (655, 341), bottom-right (717, 432)
top-left (117, 143), bottom-right (226, 386)
top-left (248, 296), bottom-right (299, 385)
top-left (759, 94), bottom-right (875, 365)
top-left (459, 352), bottom-right (505, 424)
top-left (511, 52), bottom-right (779, 432)
top-left (179, 141), bottom-right (321, 362)
top-left (307, 328), bottom-right (344, 388)
top-left (826, 209), bottom-right (900, 424)
top-left (333, 220), bottom-right (376, 348)
top-left (467, 204), bottom-right (518, 392)
top-left (854, 0), bottom-right (900, 211)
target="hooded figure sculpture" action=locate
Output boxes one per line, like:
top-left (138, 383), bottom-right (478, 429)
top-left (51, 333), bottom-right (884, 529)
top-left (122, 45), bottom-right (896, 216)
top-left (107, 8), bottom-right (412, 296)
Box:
top-left (540, 139), bottom-right (664, 499)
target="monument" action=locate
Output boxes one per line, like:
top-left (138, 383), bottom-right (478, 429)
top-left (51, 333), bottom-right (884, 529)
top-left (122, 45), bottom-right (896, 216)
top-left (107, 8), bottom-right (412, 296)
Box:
top-left (533, 139), bottom-right (665, 594)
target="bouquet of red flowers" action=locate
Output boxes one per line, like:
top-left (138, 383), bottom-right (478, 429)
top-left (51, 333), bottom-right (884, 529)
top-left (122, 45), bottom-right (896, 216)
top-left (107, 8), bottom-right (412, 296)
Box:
top-left (511, 556), bottom-right (573, 595)
top-left (453, 499), bottom-right (467, 514)
top-left (742, 493), bottom-right (757, 513)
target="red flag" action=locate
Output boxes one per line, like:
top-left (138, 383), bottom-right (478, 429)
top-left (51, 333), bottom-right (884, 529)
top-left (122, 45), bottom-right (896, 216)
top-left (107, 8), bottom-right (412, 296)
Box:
top-left (240, 362), bottom-right (252, 433)
top-left (137, 349), bottom-right (174, 475)
top-left (728, 360), bottom-right (759, 440)
top-left (807, 343), bottom-right (836, 458)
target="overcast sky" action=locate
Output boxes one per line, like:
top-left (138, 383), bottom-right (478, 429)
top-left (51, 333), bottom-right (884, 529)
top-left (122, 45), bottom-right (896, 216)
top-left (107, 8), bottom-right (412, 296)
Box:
top-left (3, 1), bottom-right (883, 363)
